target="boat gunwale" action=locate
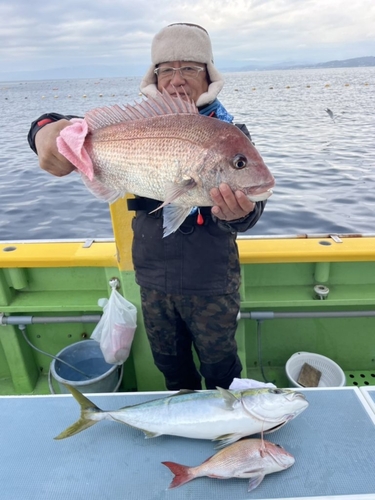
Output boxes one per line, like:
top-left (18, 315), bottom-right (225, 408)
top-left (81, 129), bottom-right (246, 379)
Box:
top-left (1, 233), bottom-right (375, 267)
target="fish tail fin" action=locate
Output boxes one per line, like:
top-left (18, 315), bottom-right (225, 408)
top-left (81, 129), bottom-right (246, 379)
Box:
top-left (162, 461), bottom-right (194, 489)
top-left (54, 384), bottom-right (104, 440)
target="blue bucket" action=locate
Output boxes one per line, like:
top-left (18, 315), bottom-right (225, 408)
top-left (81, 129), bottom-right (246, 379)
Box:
top-left (49, 340), bottom-right (122, 394)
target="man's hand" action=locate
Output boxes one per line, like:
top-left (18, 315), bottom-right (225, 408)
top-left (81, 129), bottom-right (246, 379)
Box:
top-left (35, 120), bottom-right (75, 177)
top-left (210, 183), bottom-right (255, 221)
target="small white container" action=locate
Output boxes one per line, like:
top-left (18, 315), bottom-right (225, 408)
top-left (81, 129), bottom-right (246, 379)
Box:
top-left (285, 351), bottom-right (346, 388)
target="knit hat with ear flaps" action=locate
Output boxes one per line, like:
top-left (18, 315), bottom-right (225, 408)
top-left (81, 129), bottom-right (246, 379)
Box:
top-left (140, 23), bottom-right (224, 107)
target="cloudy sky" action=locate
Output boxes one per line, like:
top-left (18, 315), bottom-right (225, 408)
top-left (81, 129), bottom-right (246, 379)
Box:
top-left (1, 0), bottom-right (374, 80)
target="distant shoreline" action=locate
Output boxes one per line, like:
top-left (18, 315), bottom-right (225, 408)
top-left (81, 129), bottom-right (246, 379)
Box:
top-left (223, 56), bottom-right (375, 73)
top-left (1, 56), bottom-right (374, 83)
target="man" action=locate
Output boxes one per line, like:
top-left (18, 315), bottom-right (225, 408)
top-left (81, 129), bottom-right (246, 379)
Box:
top-left (28, 23), bottom-right (267, 391)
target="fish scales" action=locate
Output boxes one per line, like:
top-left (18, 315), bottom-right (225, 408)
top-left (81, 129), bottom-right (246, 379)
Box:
top-left (162, 438), bottom-right (295, 491)
top-left (107, 389), bottom-right (255, 439)
top-left (85, 114), bottom-right (236, 206)
top-left (54, 386), bottom-right (308, 445)
top-left (57, 92), bottom-right (275, 235)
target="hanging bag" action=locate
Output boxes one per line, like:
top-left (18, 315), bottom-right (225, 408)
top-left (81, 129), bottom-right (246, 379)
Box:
top-left (91, 279), bottom-right (137, 364)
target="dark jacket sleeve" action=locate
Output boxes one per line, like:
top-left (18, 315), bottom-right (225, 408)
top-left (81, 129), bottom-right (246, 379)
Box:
top-left (214, 122), bottom-right (266, 233)
top-left (27, 113), bottom-right (80, 154)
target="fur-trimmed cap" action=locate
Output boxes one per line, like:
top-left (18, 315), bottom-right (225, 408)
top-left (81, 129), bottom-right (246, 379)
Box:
top-left (140, 23), bottom-right (224, 107)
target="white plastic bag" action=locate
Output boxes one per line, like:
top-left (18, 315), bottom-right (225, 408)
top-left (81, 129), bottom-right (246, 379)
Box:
top-left (229, 378), bottom-right (277, 390)
top-left (91, 280), bottom-right (137, 364)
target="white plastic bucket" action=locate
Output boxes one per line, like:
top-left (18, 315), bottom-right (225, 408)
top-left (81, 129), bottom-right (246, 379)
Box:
top-left (49, 340), bottom-right (122, 394)
top-left (285, 351), bottom-right (346, 388)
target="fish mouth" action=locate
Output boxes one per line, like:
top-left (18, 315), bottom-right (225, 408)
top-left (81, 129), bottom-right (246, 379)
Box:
top-left (247, 189), bottom-right (273, 202)
top-left (288, 391), bottom-right (308, 402)
top-left (270, 448), bottom-right (295, 469)
top-left (287, 391), bottom-right (309, 415)
top-left (259, 391), bottom-right (308, 432)
top-left (246, 180), bottom-right (275, 202)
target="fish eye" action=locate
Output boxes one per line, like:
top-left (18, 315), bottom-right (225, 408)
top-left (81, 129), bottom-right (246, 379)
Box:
top-left (269, 389), bottom-right (283, 394)
top-left (233, 154), bottom-right (247, 169)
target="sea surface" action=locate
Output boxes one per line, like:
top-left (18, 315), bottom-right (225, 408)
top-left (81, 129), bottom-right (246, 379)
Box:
top-left (1, 67), bottom-right (374, 240)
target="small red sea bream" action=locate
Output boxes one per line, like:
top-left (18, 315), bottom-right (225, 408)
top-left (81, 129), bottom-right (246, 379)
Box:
top-left (56, 91), bottom-right (275, 236)
top-left (162, 438), bottom-right (295, 492)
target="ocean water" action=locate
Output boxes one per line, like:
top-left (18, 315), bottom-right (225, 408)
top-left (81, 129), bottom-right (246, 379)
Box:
top-left (1, 67), bottom-right (374, 240)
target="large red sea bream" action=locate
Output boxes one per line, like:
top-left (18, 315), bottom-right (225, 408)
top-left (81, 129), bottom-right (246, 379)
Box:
top-left (57, 92), bottom-right (275, 236)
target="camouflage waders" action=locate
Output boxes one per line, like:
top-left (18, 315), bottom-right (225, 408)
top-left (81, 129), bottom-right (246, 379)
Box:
top-left (140, 287), bottom-right (242, 390)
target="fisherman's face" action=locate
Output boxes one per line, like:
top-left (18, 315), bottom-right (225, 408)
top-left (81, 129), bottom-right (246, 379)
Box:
top-left (156, 61), bottom-right (209, 105)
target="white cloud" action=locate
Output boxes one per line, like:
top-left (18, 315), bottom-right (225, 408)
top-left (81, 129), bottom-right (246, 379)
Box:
top-left (0, 0), bottom-right (374, 78)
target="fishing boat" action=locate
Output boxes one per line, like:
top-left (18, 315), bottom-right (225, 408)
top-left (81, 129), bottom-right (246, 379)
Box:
top-left (2, 198), bottom-right (375, 500)
top-left (1, 196), bottom-right (374, 394)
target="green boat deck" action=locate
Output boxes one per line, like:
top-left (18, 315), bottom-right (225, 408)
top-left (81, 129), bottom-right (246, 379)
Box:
top-left (1, 221), bottom-right (375, 395)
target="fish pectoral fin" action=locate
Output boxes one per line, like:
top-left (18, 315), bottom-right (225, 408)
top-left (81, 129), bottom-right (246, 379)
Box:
top-left (162, 205), bottom-right (193, 237)
top-left (216, 386), bottom-right (239, 410)
top-left (81, 174), bottom-right (126, 203)
top-left (143, 430), bottom-right (162, 439)
top-left (247, 474), bottom-right (265, 492)
top-left (150, 178), bottom-right (197, 213)
top-left (213, 433), bottom-right (243, 448)
top-left (165, 177), bottom-right (197, 203)
top-left (243, 467), bottom-right (263, 475)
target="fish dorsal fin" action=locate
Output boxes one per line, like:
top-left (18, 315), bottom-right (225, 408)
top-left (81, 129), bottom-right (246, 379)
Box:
top-left (170, 389), bottom-right (198, 397)
top-left (85, 89), bottom-right (198, 132)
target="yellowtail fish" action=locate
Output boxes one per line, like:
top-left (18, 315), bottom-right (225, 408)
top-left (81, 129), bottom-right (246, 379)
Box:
top-left (57, 91), bottom-right (275, 236)
top-left (163, 438), bottom-right (295, 491)
top-left (55, 385), bottom-right (308, 445)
